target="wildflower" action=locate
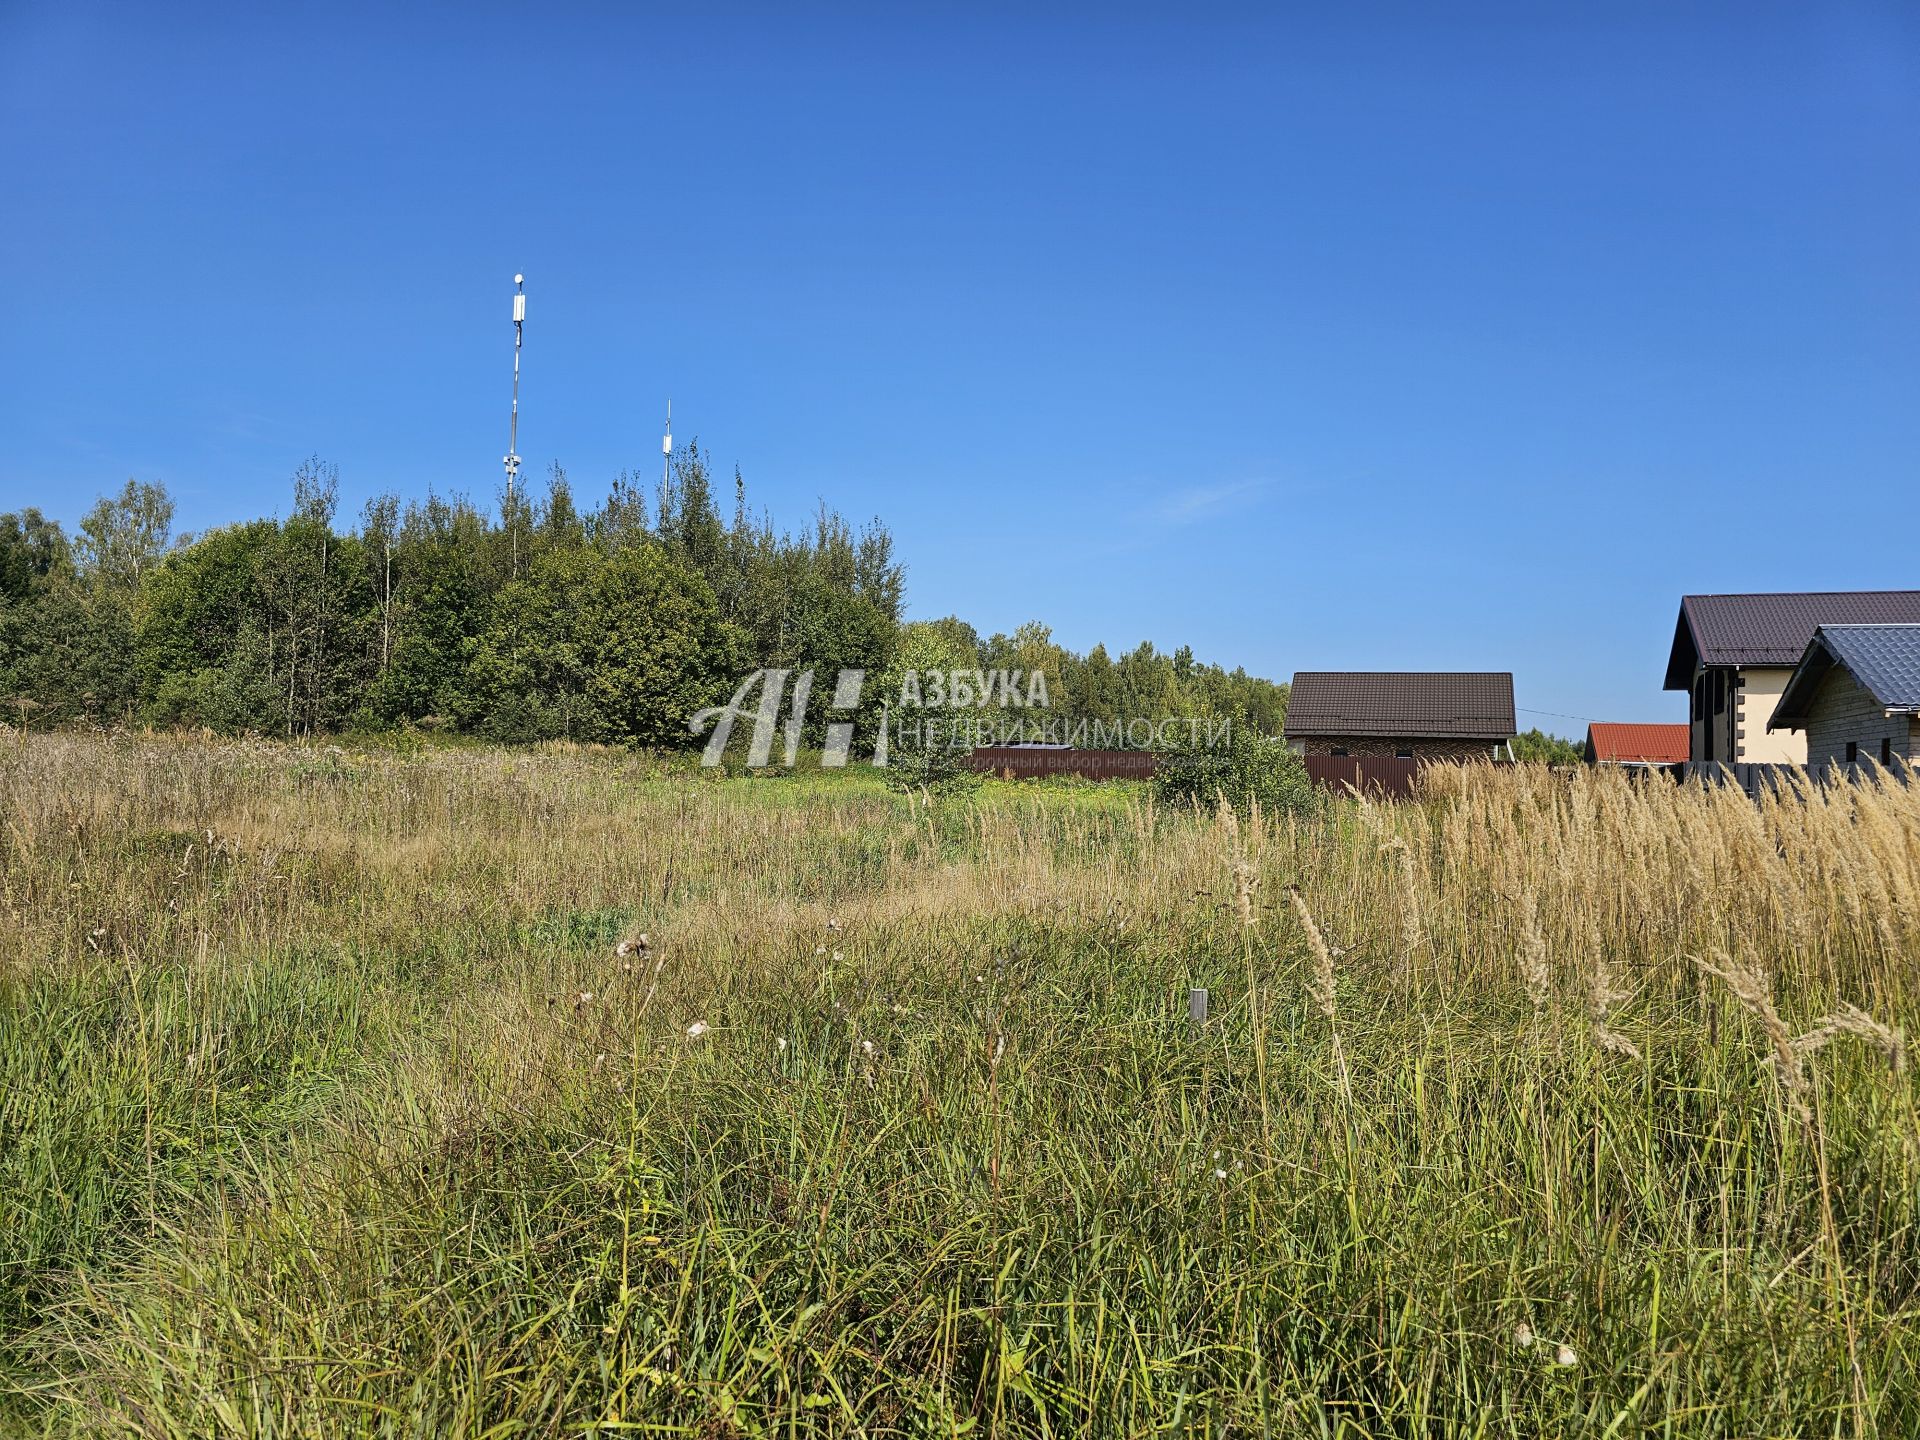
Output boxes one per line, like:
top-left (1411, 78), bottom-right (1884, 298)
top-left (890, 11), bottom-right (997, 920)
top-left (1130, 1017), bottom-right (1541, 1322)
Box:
top-left (1213, 1168), bottom-right (1228, 1180)
top-left (776, 1037), bottom-right (788, 1051)
top-left (860, 1039), bottom-right (875, 1055)
top-left (832, 950), bottom-right (844, 963)
top-left (1555, 1345), bottom-right (1577, 1367)
top-left (686, 1020), bottom-right (709, 1039)
top-left (827, 918), bottom-right (844, 933)
top-left (615, 935), bottom-right (651, 959)
top-left (1514, 1323), bottom-right (1534, 1348)
top-left (815, 945), bottom-right (828, 955)
top-left (575, 990), bottom-right (594, 1007)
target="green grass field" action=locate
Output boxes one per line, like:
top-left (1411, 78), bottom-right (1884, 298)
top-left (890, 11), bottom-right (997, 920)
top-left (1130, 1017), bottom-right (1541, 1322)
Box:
top-left (4, 733), bottom-right (1919, 1437)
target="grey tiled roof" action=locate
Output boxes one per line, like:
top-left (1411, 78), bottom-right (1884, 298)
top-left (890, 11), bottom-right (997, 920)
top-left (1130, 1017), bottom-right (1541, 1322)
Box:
top-left (1666, 591), bottom-right (1920, 688)
top-left (1817, 625), bottom-right (1920, 710)
top-left (1284, 672), bottom-right (1515, 739)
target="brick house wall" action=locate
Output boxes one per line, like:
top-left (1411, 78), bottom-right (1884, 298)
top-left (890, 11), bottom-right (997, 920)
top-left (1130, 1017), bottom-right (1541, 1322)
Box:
top-left (1294, 735), bottom-right (1506, 761)
top-left (1801, 668), bottom-right (1912, 768)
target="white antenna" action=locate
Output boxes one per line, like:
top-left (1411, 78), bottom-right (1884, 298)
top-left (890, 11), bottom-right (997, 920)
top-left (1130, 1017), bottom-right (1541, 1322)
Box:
top-left (504, 273), bottom-right (526, 575)
top-left (505, 275), bottom-right (526, 494)
top-left (662, 398), bottom-right (672, 493)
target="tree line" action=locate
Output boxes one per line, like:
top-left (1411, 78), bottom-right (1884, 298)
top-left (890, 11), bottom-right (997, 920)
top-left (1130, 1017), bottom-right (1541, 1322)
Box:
top-left (0, 455), bottom-right (1290, 750)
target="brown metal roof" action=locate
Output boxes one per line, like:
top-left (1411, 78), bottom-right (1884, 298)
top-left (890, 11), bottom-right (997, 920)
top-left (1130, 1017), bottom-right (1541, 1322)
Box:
top-left (1664, 591), bottom-right (1920, 689)
top-left (1284, 671), bottom-right (1515, 740)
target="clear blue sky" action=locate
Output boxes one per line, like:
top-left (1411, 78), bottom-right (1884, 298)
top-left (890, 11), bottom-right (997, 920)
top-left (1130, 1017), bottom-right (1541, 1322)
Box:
top-left (4, 2), bottom-right (1916, 730)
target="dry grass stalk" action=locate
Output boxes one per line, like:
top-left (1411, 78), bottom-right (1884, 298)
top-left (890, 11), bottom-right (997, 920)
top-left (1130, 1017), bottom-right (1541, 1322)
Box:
top-left (1518, 888), bottom-right (1550, 1014)
top-left (1695, 952), bottom-right (1809, 1122)
top-left (1793, 1001), bottom-right (1907, 1074)
top-left (1231, 859), bottom-right (1259, 929)
top-left (1379, 836), bottom-right (1424, 968)
top-left (1288, 885), bottom-right (1350, 1097)
top-left (1587, 952), bottom-right (1640, 1061)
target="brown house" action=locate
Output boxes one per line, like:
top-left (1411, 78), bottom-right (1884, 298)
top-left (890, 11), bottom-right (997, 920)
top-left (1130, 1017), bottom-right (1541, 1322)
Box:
top-left (1283, 672), bottom-right (1515, 761)
top-left (1767, 625), bottom-right (1920, 770)
top-left (1664, 591), bottom-right (1920, 765)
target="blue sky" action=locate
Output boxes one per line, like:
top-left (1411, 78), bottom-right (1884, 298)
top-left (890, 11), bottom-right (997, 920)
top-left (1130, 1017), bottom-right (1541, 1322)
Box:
top-left (4, 2), bottom-right (1916, 729)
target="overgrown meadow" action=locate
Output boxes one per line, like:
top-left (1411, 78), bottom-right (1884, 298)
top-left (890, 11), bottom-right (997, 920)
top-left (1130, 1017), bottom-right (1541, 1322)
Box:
top-left (4, 733), bottom-right (1919, 1436)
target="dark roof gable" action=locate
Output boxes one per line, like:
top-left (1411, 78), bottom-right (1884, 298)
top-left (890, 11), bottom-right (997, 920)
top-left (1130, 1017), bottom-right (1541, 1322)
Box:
top-left (1284, 671), bottom-right (1515, 740)
top-left (1664, 591), bottom-right (1920, 690)
top-left (1770, 625), bottom-right (1920, 730)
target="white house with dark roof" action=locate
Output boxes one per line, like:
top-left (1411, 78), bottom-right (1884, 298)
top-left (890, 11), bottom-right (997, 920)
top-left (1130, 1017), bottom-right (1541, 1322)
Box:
top-left (1664, 592), bottom-right (1920, 765)
top-left (1768, 625), bottom-right (1920, 770)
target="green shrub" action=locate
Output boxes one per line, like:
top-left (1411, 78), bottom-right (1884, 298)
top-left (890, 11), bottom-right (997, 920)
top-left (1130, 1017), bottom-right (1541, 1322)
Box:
top-left (1152, 725), bottom-right (1319, 816)
top-left (880, 737), bottom-right (981, 795)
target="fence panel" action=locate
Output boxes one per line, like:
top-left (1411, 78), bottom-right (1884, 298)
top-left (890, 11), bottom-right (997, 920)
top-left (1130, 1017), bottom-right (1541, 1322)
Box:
top-left (1302, 755), bottom-right (1426, 798)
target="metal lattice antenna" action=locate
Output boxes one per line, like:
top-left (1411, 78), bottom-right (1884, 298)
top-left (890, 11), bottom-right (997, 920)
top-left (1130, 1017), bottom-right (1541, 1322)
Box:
top-left (504, 274), bottom-right (526, 504)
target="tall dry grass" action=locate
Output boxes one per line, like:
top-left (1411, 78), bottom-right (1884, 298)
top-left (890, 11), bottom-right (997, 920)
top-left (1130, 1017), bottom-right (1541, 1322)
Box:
top-left (2, 732), bottom-right (1918, 1436)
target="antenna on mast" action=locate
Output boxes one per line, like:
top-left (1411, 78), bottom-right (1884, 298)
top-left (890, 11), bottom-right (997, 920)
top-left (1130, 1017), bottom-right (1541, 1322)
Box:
top-left (503, 273), bottom-right (526, 575)
top-left (662, 398), bottom-right (672, 493)
top-left (505, 275), bottom-right (526, 497)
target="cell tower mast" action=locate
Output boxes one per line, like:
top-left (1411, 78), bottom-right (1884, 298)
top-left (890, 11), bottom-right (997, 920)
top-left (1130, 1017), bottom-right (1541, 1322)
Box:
top-left (662, 398), bottom-right (673, 493)
top-left (505, 273), bottom-right (526, 575)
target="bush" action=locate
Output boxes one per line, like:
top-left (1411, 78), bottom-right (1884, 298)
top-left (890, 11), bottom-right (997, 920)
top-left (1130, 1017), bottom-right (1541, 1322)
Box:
top-left (880, 737), bottom-right (981, 796)
top-left (1153, 726), bottom-right (1319, 817)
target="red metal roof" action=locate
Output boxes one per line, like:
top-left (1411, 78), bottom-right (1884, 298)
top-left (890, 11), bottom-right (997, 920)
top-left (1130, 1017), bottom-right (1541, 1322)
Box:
top-left (1585, 722), bottom-right (1689, 764)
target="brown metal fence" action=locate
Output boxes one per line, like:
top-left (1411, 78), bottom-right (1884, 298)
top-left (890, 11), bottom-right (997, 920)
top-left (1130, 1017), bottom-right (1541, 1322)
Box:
top-left (963, 748), bottom-right (1515, 793)
top-left (1301, 755), bottom-right (1428, 798)
top-left (963, 747), bottom-right (1157, 782)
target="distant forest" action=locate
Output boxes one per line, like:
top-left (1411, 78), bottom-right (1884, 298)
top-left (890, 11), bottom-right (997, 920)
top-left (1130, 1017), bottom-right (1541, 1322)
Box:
top-left (0, 453), bottom-right (1291, 748)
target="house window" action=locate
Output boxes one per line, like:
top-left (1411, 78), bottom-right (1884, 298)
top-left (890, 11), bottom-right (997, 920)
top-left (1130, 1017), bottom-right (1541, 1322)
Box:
top-left (1395, 749), bottom-right (1413, 760)
top-left (1883, 738), bottom-right (1894, 767)
top-left (1845, 741), bottom-right (1858, 763)
top-left (1330, 747), bottom-right (1348, 757)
